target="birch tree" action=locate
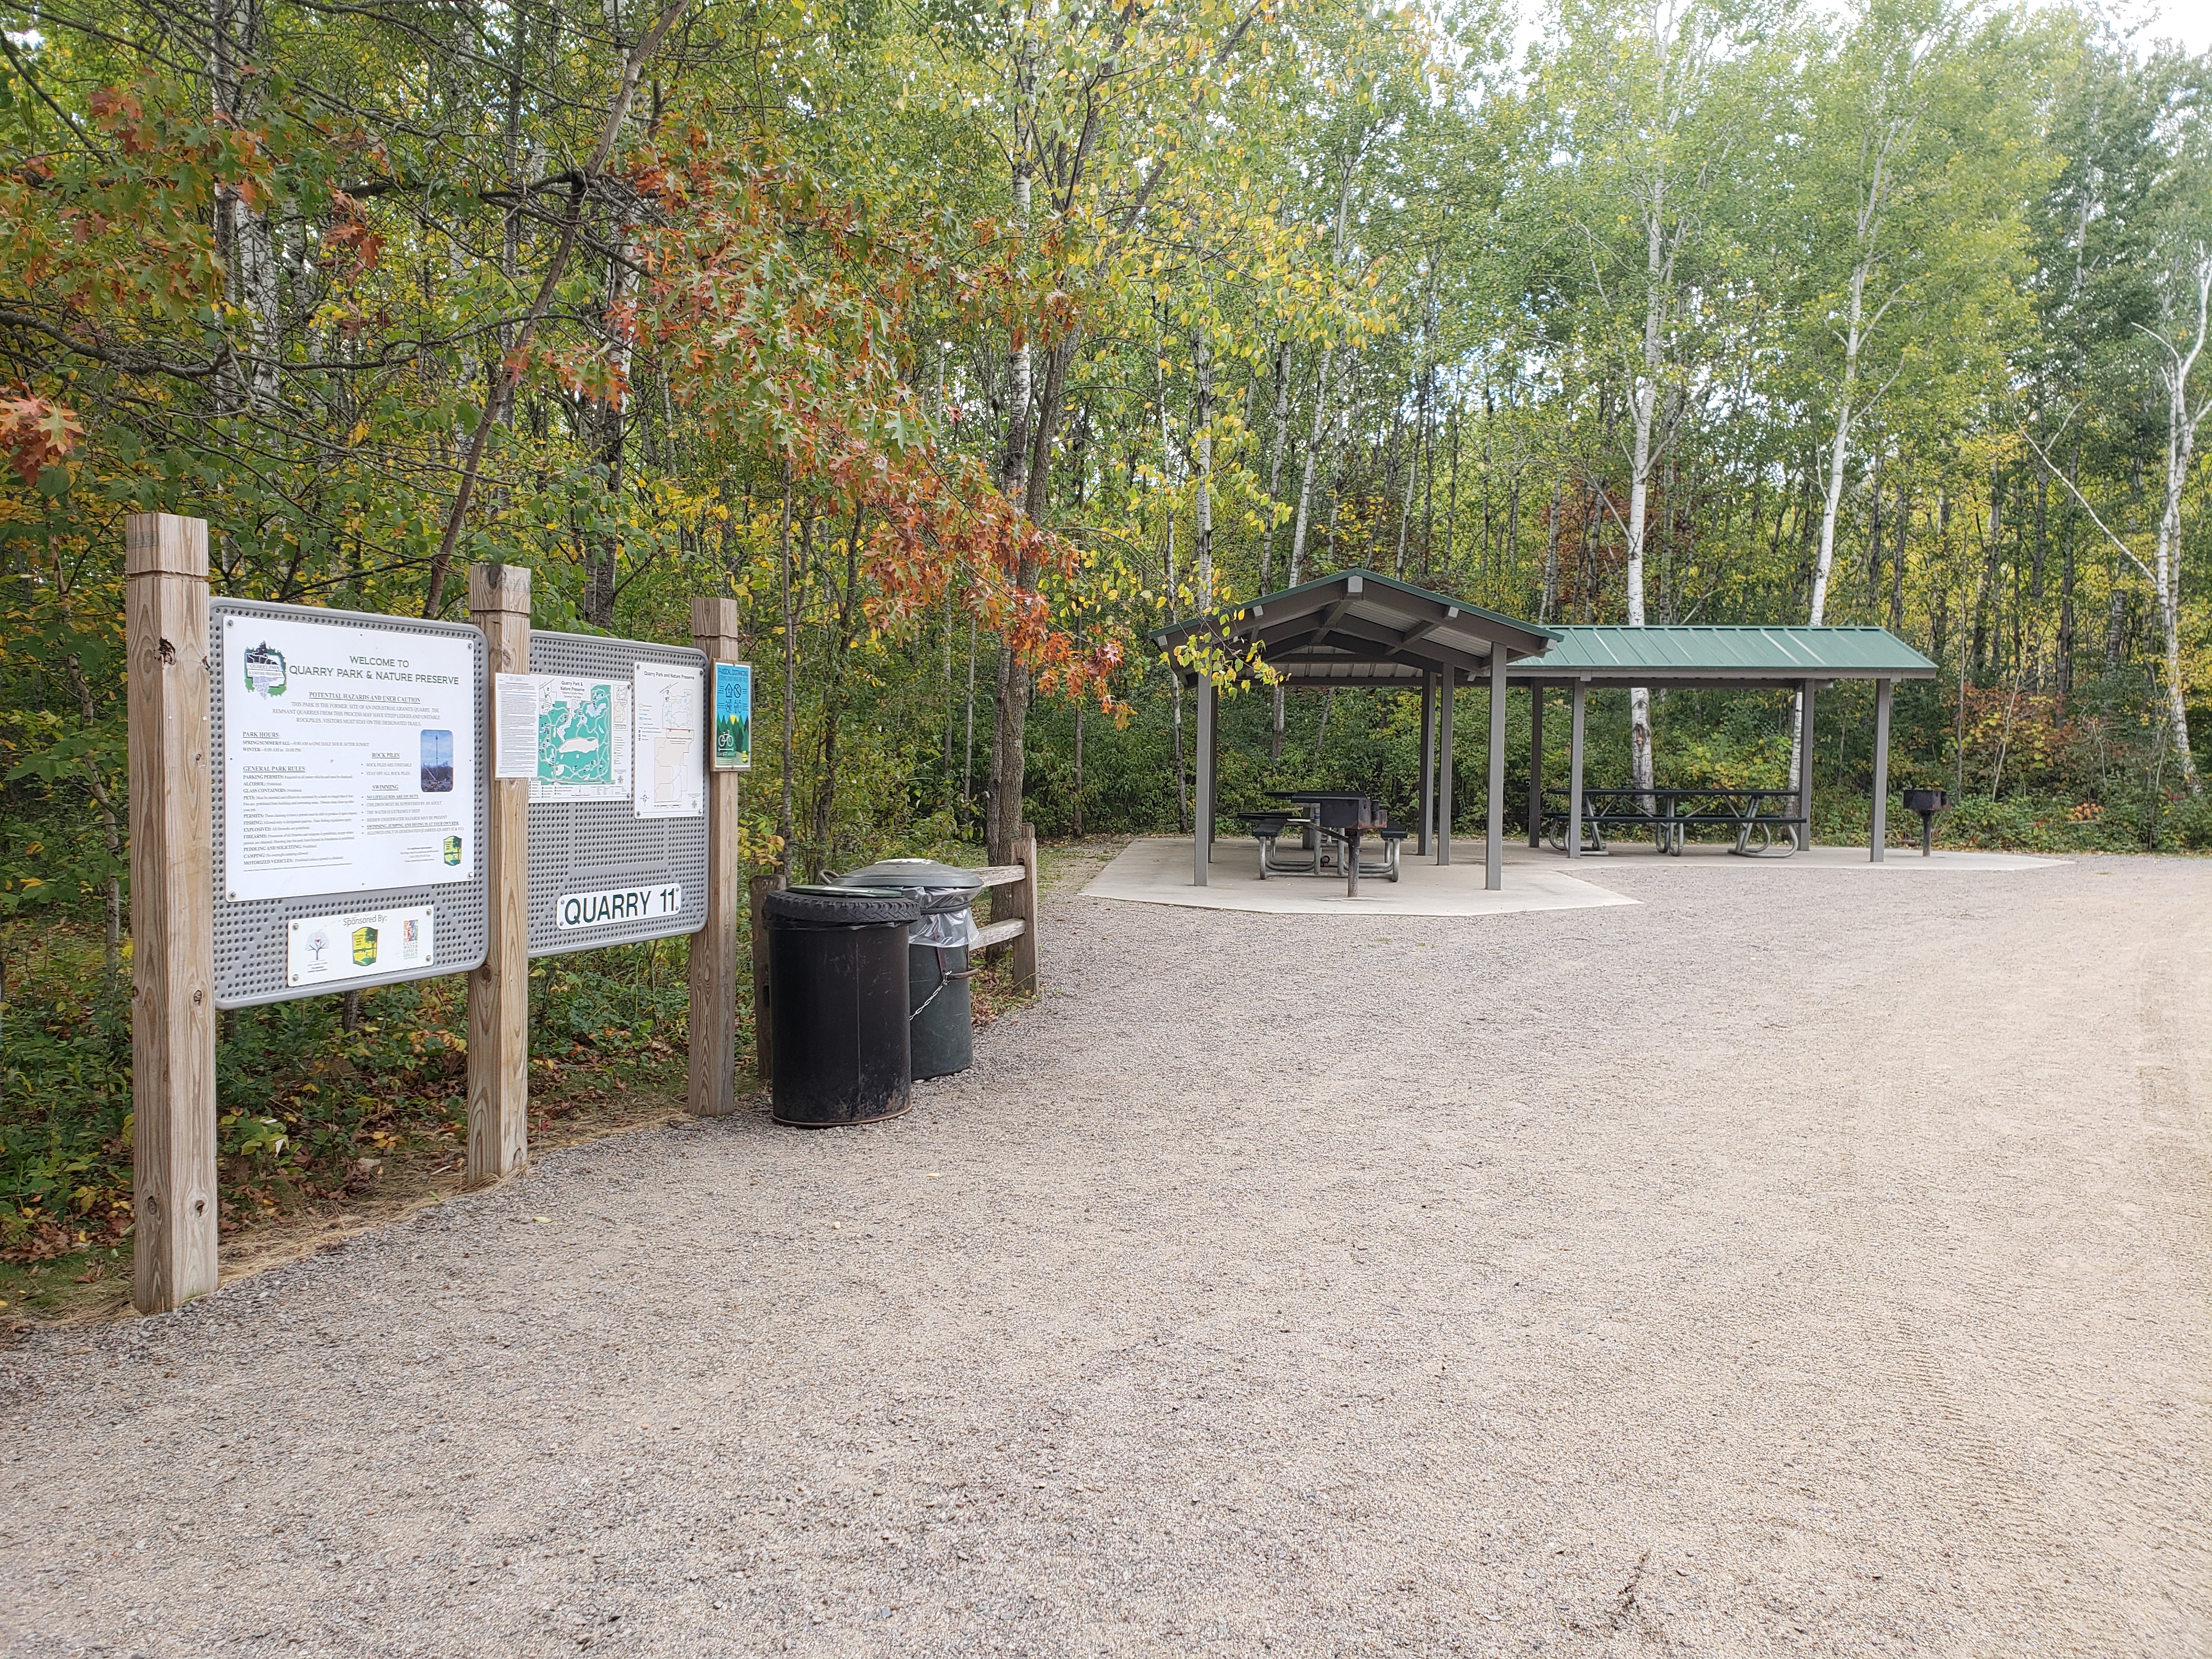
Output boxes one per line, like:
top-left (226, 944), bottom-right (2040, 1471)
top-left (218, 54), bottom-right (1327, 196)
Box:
top-left (1537, 0), bottom-right (1780, 792)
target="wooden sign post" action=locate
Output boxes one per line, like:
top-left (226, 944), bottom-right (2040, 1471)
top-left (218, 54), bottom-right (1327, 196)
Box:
top-left (126, 513), bottom-right (219, 1313)
top-left (688, 598), bottom-right (744, 1116)
top-left (467, 564), bottom-right (531, 1182)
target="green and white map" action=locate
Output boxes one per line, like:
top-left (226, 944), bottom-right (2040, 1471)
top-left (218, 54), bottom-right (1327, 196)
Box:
top-left (495, 674), bottom-right (632, 801)
top-left (537, 682), bottom-right (613, 786)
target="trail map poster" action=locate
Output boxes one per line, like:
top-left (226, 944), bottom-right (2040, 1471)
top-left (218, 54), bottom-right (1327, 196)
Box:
top-left (498, 674), bottom-right (634, 802)
top-left (633, 662), bottom-right (704, 817)
top-left (221, 613), bottom-right (478, 902)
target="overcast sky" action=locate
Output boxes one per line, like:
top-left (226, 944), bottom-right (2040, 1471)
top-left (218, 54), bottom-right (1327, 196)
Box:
top-left (2116, 0), bottom-right (2212, 50)
top-left (1503, 1), bottom-right (2212, 59)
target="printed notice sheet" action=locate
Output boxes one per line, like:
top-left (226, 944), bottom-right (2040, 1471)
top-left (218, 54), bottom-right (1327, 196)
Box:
top-left (633, 662), bottom-right (704, 818)
top-left (222, 614), bottom-right (477, 902)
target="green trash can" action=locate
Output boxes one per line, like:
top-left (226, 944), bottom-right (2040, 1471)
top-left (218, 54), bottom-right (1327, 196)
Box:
top-left (834, 859), bottom-right (986, 1080)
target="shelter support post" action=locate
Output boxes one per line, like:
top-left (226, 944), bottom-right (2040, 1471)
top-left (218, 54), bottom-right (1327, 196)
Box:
top-left (1797, 678), bottom-right (1818, 853)
top-left (467, 563), bottom-right (531, 1183)
top-left (1193, 675), bottom-right (1215, 887)
top-left (1418, 673), bottom-right (1436, 856)
top-left (1870, 678), bottom-right (1892, 864)
top-left (1437, 675), bottom-right (1455, 866)
top-left (126, 512), bottom-right (218, 1314)
top-left (689, 598), bottom-right (744, 1117)
top-left (1527, 682), bottom-right (1544, 848)
top-left (1569, 680), bottom-right (1586, 860)
top-left (1486, 652), bottom-right (1506, 890)
top-left (1205, 693), bottom-right (1218, 865)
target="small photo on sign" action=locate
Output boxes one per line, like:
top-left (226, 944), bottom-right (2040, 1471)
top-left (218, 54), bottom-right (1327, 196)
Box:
top-left (419, 727), bottom-right (455, 793)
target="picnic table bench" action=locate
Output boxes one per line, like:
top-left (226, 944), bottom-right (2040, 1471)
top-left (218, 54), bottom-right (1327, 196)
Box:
top-left (1542, 785), bottom-right (1804, 857)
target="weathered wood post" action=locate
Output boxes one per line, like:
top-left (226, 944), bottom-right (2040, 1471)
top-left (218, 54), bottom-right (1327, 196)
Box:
top-left (1870, 678), bottom-right (1893, 864)
top-left (467, 563), bottom-right (531, 1182)
top-left (1011, 822), bottom-right (1040, 994)
top-left (689, 599), bottom-right (744, 1116)
top-left (126, 512), bottom-right (218, 1314)
top-left (749, 871), bottom-right (786, 1082)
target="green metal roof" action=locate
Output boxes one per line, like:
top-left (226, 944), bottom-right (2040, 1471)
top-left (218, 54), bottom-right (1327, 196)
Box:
top-left (1512, 625), bottom-right (1937, 683)
top-left (1154, 568), bottom-right (1557, 651)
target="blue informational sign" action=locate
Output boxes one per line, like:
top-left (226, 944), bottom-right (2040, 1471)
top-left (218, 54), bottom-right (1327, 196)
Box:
top-left (712, 662), bottom-right (752, 771)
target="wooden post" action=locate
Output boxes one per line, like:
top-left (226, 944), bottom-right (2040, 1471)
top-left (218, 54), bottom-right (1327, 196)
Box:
top-left (1870, 678), bottom-right (1892, 864)
top-left (1798, 676), bottom-right (1818, 853)
top-left (689, 599), bottom-right (744, 1116)
top-left (1011, 822), bottom-right (1040, 994)
top-left (1486, 650), bottom-right (1508, 891)
top-left (1437, 674), bottom-right (1455, 866)
top-left (749, 871), bottom-right (786, 1082)
top-left (1527, 681), bottom-right (1545, 848)
top-left (467, 564), bottom-right (530, 1183)
top-left (1193, 676), bottom-right (1214, 887)
top-left (1568, 680), bottom-right (1586, 861)
top-left (1418, 673), bottom-right (1436, 856)
top-left (127, 513), bottom-right (218, 1314)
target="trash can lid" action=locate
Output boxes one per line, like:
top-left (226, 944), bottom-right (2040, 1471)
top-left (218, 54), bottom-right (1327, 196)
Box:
top-left (765, 886), bottom-right (922, 928)
top-left (839, 858), bottom-right (988, 891)
top-left (836, 859), bottom-right (985, 915)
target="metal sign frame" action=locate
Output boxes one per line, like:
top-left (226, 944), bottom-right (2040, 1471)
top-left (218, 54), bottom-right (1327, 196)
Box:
top-left (526, 630), bottom-right (709, 958)
top-left (210, 598), bottom-right (489, 1009)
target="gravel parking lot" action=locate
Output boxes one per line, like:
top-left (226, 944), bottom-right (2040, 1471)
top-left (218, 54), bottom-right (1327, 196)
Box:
top-left (4, 844), bottom-right (2207, 1658)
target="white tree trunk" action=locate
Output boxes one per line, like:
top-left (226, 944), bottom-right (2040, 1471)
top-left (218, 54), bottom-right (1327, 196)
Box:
top-left (1262, 340), bottom-right (1291, 588)
top-left (1624, 184), bottom-right (1664, 799)
top-left (2151, 250), bottom-right (2209, 794)
top-left (1193, 327), bottom-right (1213, 602)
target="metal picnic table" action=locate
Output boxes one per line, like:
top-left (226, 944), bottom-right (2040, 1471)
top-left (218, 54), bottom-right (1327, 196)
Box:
top-left (1541, 785), bottom-right (1805, 857)
top-left (1247, 792), bottom-right (1409, 889)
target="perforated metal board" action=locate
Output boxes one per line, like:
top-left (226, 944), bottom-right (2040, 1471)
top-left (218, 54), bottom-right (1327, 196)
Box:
top-left (211, 599), bottom-right (489, 1009)
top-left (527, 631), bottom-right (708, 958)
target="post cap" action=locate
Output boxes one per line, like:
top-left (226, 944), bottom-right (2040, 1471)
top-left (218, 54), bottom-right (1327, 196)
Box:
top-left (467, 562), bottom-right (532, 613)
top-left (124, 514), bottom-right (208, 579)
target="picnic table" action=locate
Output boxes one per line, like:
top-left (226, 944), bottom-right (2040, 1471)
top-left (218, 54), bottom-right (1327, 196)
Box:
top-left (1542, 785), bottom-right (1804, 857)
top-left (1246, 792), bottom-right (1409, 888)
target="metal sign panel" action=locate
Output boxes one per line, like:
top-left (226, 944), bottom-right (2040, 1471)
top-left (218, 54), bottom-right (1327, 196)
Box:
top-left (526, 631), bottom-right (708, 958)
top-left (211, 599), bottom-right (489, 1009)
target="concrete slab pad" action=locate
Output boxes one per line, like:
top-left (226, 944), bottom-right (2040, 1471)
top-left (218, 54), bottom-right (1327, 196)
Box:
top-left (1504, 842), bottom-right (2067, 871)
top-left (1081, 836), bottom-right (1639, 917)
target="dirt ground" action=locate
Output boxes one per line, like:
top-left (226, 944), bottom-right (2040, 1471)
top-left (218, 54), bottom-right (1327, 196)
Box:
top-left (3, 844), bottom-right (2207, 1658)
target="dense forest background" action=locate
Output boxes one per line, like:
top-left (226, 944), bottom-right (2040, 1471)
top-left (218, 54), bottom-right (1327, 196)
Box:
top-left (1, 0), bottom-right (2207, 1280)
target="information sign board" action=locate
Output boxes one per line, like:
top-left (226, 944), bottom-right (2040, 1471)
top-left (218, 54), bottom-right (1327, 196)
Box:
top-left (712, 663), bottom-right (752, 770)
top-left (211, 599), bottom-right (488, 1008)
top-left (526, 631), bottom-right (709, 958)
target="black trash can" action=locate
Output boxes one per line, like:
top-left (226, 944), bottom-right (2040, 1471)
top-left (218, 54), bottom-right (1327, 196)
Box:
top-left (834, 859), bottom-right (986, 1081)
top-left (763, 885), bottom-right (921, 1127)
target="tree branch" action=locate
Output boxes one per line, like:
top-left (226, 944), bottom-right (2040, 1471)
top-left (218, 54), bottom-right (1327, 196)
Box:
top-left (421, 0), bottom-right (689, 619)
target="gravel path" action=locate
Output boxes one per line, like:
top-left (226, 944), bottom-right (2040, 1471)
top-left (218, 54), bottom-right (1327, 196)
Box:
top-left (5, 847), bottom-right (2208, 1658)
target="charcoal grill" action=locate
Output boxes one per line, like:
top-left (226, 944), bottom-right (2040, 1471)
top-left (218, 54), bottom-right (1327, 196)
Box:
top-left (1903, 787), bottom-right (1949, 857)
